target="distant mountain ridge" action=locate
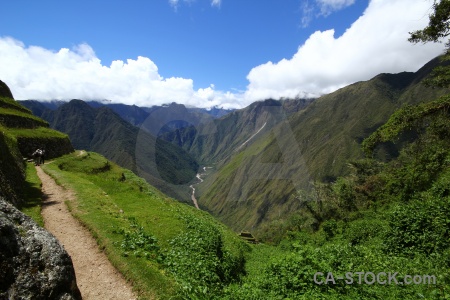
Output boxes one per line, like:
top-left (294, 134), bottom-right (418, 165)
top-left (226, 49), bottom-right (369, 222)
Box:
top-left (161, 98), bottom-right (314, 164)
top-left (21, 100), bottom-right (234, 128)
top-left (192, 56), bottom-right (450, 234)
top-left (19, 56), bottom-right (450, 236)
top-left (21, 99), bottom-right (199, 202)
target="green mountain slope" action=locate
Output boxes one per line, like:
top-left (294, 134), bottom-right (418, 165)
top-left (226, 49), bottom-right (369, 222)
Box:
top-left (26, 99), bottom-right (199, 202)
top-left (42, 151), bottom-right (248, 299)
top-left (196, 56), bottom-right (450, 235)
top-left (164, 98), bottom-right (313, 164)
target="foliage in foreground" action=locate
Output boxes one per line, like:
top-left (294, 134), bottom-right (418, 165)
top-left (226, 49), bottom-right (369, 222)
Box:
top-left (223, 90), bottom-right (450, 299)
top-left (42, 151), bottom-right (247, 299)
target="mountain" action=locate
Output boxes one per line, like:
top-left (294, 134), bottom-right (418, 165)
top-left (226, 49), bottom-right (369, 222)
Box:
top-left (0, 82), bottom-right (246, 299)
top-left (22, 100), bottom-right (234, 138)
top-left (193, 56), bottom-right (450, 235)
top-left (86, 101), bottom-right (151, 126)
top-left (17, 57), bottom-right (449, 237)
top-left (162, 98), bottom-right (314, 163)
top-left (187, 106), bottom-right (235, 118)
top-left (23, 99), bottom-right (199, 202)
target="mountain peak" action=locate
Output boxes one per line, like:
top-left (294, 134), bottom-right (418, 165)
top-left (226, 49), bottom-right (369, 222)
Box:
top-left (0, 80), bottom-right (14, 99)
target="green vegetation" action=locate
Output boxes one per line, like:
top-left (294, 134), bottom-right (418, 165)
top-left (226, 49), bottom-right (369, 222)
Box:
top-left (20, 162), bottom-right (44, 227)
top-left (42, 151), bottom-right (247, 299)
top-left (220, 95), bottom-right (450, 298)
top-left (195, 55), bottom-right (450, 236)
top-left (0, 95), bottom-right (32, 113)
top-left (2, 5), bottom-right (450, 298)
top-left (0, 128), bottom-right (25, 205)
top-left (0, 80), bottom-right (14, 99)
top-left (8, 127), bottom-right (69, 139)
top-left (219, 12), bottom-right (450, 295)
top-left (0, 105), bottom-right (49, 128)
top-left (25, 99), bottom-right (199, 202)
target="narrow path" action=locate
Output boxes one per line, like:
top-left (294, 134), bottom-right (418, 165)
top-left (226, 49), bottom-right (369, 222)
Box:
top-left (36, 166), bottom-right (137, 300)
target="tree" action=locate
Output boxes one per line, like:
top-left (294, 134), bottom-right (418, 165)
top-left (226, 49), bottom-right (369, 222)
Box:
top-left (363, 1), bottom-right (450, 156)
top-left (409, 0), bottom-right (450, 88)
top-left (409, 0), bottom-right (450, 45)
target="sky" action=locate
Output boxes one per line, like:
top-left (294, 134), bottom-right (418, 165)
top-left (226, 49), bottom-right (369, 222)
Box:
top-left (0, 0), bottom-right (446, 109)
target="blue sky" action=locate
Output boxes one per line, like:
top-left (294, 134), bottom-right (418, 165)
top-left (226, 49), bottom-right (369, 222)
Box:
top-left (0, 0), bottom-right (445, 108)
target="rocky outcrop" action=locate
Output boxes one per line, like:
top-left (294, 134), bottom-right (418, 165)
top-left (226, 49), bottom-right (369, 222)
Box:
top-left (0, 198), bottom-right (82, 300)
top-left (0, 80), bottom-right (13, 99)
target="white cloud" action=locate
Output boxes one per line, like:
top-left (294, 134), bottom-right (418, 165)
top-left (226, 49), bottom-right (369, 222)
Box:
top-left (211, 0), bottom-right (221, 8)
top-left (0, 0), bottom-right (445, 110)
top-left (317, 0), bottom-right (355, 16)
top-left (168, 0), bottom-right (221, 9)
top-left (301, 0), bottom-right (355, 27)
top-left (169, 0), bottom-right (179, 8)
top-left (301, 1), bottom-right (315, 28)
top-left (244, 0), bottom-right (445, 103)
top-left (0, 36), bottom-right (242, 108)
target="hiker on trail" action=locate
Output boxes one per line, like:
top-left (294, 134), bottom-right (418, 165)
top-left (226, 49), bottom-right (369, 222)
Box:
top-left (32, 148), bottom-right (43, 166)
top-left (41, 148), bottom-right (46, 164)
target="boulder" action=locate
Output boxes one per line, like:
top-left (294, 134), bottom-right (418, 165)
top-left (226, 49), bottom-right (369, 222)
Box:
top-left (0, 198), bottom-right (81, 300)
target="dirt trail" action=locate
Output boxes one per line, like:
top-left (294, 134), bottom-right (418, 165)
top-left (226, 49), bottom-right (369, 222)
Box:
top-left (36, 166), bottom-right (137, 300)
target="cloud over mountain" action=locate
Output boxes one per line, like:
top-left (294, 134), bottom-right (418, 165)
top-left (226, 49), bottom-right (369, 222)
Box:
top-left (0, 36), bottom-right (239, 108)
top-left (244, 0), bottom-right (445, 102)
top-left (0, 0), bottom-right (445, 109)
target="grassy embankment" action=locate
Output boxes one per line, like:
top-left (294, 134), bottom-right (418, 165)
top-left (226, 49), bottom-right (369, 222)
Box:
top-left (38, 151), bottom-right (248, 299)
top-left (0, 95), bottom-right (72, 220)
top-left (21, 163), bottom-right (45, 227)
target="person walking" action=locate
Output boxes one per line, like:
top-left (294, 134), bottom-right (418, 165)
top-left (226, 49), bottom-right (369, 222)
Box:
top-left (32, 148), bottom-right (43, 166)
top-left (41, 148), bottom-right (46, 164)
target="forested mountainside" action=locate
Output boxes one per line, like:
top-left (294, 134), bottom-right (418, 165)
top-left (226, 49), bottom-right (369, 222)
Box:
top-left (20, 99), bottom-right (199, 201)
top-left (193, 56), bottom-right (450, 235)
top-left (161, 98), bottom-right (314, 163)
top-left (19, 57), bottom-right (450, 236)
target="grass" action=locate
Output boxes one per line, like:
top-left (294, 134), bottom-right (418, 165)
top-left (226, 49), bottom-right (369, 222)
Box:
top-left (20, 162), bottom-right (45, 227)
top-left (194, 71), bottom-right (450, 238)
top-left (8, 127), bottom-right (69, 139)
top-left (41, 151), bottom-right (247, 299)
top-left (43, 152), bottom-right (179, 298)
top-left (0, 107), bottom-right (49, 126)
top-left (0, 96), bottom-right (32, 114)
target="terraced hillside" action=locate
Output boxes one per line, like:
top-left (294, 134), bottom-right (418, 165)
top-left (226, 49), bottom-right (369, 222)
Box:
top-left (0, 81), bottom-right (73, 205)
top-left (0, 80), bottom-right (80, 299)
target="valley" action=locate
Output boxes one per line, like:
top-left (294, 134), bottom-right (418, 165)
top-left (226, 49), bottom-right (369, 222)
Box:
top-left (16, 56), bottom-right (450, 239)
top-left (1, 8), bottom-right (450, 297)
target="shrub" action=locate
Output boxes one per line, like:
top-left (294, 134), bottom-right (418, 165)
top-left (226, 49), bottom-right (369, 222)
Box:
top-left (384, 195), bottom-right (450, 256)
